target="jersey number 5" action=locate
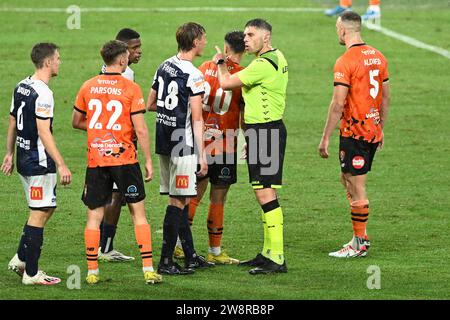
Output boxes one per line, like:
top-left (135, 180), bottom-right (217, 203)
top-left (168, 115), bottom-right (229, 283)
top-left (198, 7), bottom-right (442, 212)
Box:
top-left (369, 69), bottom-right (380, 99)
top-left (88, 99), bottom-right (122, 130)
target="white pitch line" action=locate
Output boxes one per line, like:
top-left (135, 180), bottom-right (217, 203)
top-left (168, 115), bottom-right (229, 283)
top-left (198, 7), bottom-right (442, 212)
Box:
top-left (0, 7), bottom-right (324, 13)
top-left (1, 6), bottom-right (449, 60)
top-left (365, 22), bottom-right (450, 60)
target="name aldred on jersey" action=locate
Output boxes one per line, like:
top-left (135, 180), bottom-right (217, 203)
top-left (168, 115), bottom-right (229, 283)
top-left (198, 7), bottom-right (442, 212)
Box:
top-left (364, 58), bottom-right (382, 66)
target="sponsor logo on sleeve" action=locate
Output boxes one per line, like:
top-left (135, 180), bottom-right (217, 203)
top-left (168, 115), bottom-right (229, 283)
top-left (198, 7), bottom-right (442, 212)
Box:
top-left (36, 102), bottom-right (52, 116)
top-left (334, 72), bottom-right (345, 80)
top-left (194, 80), bottom-right (204, 88)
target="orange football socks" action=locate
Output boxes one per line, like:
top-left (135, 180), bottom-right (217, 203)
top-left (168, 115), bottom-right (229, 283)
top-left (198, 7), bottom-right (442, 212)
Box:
top-left (135, 224), bottom-right (154, 268)
top-left (351, 200), bottom-right (370, 238)
top-left (85, 228), bottom-right (100, 271)
top-left (207, 203), bottom-right (224, 248)
top-left (188, 198), bottom-right (200, 226)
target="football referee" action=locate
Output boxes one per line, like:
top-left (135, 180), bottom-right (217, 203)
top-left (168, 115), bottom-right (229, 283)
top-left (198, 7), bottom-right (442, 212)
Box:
top-left (213, 18), bottom-right (288, 274)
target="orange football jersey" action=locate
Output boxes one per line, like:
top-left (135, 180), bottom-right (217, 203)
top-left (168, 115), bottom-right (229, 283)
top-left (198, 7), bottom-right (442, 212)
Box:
top-left (334, 44), bottom-right (389, 143)
top-left (74, 73), bottom-right (145, 167)
top-left (198, 59), bottom-right (244, 155)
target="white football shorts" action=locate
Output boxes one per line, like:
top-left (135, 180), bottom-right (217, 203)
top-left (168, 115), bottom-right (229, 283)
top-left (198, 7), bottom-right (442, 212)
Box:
top-left (20, 173), bottom-right (57, 209)
top-left (159, 154), bottom-right (197, 197)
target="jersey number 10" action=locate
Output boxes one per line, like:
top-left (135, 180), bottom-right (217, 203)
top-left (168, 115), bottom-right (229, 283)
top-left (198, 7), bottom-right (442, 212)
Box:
top-left (202, 81), bottom-right (232, 115)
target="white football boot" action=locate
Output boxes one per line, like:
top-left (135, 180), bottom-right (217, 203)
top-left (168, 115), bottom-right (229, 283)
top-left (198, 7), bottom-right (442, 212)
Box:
top-left (22, 270), bottom-right (61, 285)
top-left (98, 248), bottom-right (135, 262)
top-left (8, 254), bottom-right (25, 277)
top-left (329, 245), bottom-right (367, 258)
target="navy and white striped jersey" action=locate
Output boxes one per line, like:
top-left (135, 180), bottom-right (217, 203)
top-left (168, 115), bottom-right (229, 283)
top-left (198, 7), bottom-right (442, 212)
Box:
top-left (10, 77), bottom-right (56, 176)
top-left (152, 55), bottom-right (205, 156)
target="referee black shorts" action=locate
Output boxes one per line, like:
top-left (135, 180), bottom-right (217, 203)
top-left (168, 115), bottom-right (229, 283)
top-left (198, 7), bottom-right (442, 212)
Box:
top-left (244, 120), bottom-right (287, 190)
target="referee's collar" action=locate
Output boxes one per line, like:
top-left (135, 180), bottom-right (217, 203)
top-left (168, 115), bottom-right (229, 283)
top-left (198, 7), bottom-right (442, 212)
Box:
top-left (259, 48), bottom-right (277, 56)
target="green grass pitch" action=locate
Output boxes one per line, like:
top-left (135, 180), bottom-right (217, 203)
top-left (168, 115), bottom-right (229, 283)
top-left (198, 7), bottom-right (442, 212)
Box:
top-left (0, 0), bottom-right (449, 300)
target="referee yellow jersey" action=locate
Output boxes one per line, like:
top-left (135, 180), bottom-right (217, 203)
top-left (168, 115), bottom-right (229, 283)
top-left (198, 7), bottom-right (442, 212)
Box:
top-left (237, 49), bottom-right (288, 124)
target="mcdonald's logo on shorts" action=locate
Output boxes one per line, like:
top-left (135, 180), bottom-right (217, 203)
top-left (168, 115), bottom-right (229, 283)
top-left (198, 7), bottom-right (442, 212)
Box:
top-left (175, 175), bottom-right (189, 189)
top-left (30, 187), bottom-right (43, 200)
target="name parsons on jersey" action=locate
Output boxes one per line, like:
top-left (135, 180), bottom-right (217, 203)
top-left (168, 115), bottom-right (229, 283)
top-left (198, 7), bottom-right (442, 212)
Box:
top-left (90, 86), bottom-right (122, 95)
